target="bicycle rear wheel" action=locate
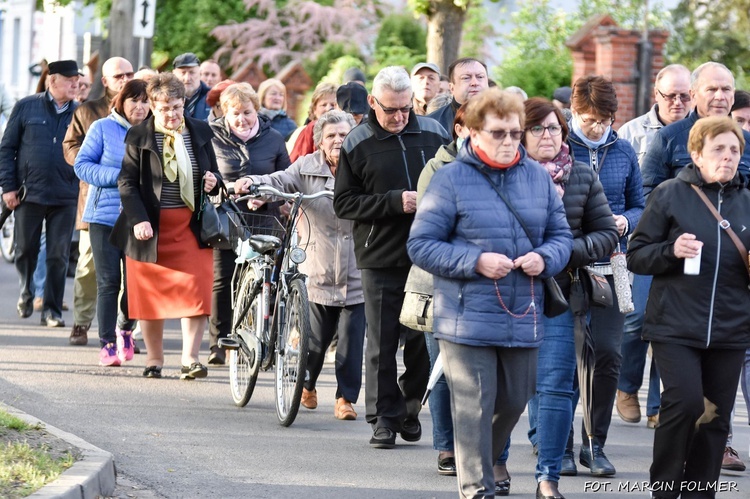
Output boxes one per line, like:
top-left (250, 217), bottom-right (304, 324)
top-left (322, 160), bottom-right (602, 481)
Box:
top-left (274, 277), bottom-right (311, 426)
top-left (229, 267), bottom-right (261, 407)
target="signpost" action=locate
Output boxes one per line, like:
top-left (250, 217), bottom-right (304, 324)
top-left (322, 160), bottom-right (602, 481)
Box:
top-left (132, 0), bottom-right (156, 68)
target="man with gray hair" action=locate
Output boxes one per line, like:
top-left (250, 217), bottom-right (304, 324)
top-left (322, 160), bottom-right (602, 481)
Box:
top-left (641, 61), bottom-right (750, 194)
top-left (614, 63), bottom-right (691, 433)
top-left (334, 66), bottom-right (450, 449)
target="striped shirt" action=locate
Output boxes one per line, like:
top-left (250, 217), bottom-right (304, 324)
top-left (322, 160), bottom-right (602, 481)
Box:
top-left (155, 130), bottom-right (200, 208)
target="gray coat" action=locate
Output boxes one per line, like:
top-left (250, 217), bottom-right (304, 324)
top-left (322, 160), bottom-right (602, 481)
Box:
top-left (248, 152), bottom-right (363, 307)
top-left (617, 104), bottom-right (664, 165)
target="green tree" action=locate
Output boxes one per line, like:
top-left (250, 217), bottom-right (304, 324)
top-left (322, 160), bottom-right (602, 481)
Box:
top-left (304, 43), bottom-right (364, 85)
top-left (459, 4), bottom-right (495, 62)
top-left (375, 14), bottom-right (426, 54)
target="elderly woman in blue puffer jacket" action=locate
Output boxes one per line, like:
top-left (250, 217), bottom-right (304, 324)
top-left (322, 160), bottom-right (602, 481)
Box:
top-left (408, 88), bottom-right (572, 499)
top-left (74, 79), bottom-right (150, 367)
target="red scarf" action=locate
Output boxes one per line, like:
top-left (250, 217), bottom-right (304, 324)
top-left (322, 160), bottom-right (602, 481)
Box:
top-left (473, 143), bottom-right (520, 170)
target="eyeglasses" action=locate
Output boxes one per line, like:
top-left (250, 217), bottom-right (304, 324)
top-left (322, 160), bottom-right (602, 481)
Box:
top-left (579, 115), bottom-right (615, 128)
top-left (372, 96), bottom-right (412, 115)
top-left (481, 129), bottom-right (524, 141)
top-left (109, 72), bottom-right (135, 81)
top-left (154, 103), bottom-right (184, 115)
top-left (656, 88), bottom-right (691, 103)
top-left (527, 125), bottom-right (563, 137)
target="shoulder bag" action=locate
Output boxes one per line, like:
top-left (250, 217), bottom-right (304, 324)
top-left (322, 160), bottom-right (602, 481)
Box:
top-left (399, 264), bottom-right (435, 332)
top-left (474, 168), bottom-right (569, 318)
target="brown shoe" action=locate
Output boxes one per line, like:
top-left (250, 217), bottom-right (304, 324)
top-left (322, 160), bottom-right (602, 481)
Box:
top-left (301, 388), bottom-right (317, 409)
top-left (722, 447), bottom-right (746, 471)
top-left (33, 297), bottom-right (43, 312)
top-left (647, 414), bottom-right (659, 429)
top-left (69, 324), bottom-right (89, 346)
top-left (334, 397), bottom-right (357, 420)
top-left (615, 390), bottom-right (641, 423)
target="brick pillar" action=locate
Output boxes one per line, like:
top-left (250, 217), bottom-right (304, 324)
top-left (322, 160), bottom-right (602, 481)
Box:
top-left (594, 27), bottom-right (641, 126)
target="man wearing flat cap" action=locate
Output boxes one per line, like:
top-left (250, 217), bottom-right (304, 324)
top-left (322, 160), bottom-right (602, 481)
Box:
top-left (0, 60), bottom-right (81, 327)
top-left (173, 52), bottom-right (211, 121)
top-left (410, 62), bottom-right (440, 115)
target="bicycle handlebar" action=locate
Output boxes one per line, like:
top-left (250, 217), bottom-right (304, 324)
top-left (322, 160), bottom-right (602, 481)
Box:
top-left (232, 184), bottom-right (333, 203)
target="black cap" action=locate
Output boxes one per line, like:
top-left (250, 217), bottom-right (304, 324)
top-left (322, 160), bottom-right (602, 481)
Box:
top-left (336, 82), bottom-right (369, 115)
top-left (48, 60), bottom-right (79, 77)
top-left (553, 86), bottom-right (572, 105)
top-left (173, 52), bottom-right (200, 69)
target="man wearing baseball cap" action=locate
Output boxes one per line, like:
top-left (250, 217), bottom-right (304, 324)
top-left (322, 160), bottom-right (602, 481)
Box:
top-left (0, 60), bottom-right (81, 327)
top-left (173, 52), bottom-right (211, 121)
top-left (410, 62), bottom-right (440, 115)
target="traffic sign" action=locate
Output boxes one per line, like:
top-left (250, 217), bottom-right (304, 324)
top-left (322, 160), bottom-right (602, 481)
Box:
top-left (133, 0), bottom-right (156, 39)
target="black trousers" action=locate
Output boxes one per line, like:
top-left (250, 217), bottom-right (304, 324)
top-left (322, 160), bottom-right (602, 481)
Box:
top-left (650, 342), bottom-right (744, 499)
top-left (361, 267), bottom-right (430, 431)
top-left (305, 302), bottom-right (366, 402)
top-left (14, 202), bottom-right (76, 318)
top-left (209, 248), bottom-right (235, 348)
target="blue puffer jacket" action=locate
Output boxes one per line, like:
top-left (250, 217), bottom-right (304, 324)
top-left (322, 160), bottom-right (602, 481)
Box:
top-left (74, 113), bottom-right (129, 227)
top-left (407, 142), bottom-right (572, 348)
top-left (568, 127), bottom-right (644, 252)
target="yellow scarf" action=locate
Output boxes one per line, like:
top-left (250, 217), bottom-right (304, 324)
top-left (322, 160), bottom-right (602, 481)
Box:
top-left (155, 119), bottom-right (195, 211)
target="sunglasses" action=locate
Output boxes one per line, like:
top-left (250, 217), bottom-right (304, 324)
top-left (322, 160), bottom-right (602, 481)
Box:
top-left (482, 129), bottom-right (524, 141)
top-left (372, 96), bottom-right (412, 115)
top-left (109, 72), bottom-right (135, 81)
top-left (656, 88), bottom-right (691, 104)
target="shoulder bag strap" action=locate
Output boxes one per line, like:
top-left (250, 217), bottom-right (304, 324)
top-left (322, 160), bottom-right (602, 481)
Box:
top-left (690, 184), bottom-right (750, 277)
top-left (474, 167), bottom-right (536, 245)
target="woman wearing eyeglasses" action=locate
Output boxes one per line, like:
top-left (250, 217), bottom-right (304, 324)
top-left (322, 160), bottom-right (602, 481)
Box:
top-left (565, 76), bottom-right (645, 476)
top-left (408, 88), bottom-right (573, 498)
top-left (520, 97), bottom-right (619, 499)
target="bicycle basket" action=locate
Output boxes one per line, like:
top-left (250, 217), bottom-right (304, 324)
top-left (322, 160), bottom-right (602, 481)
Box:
top-left (229, 211), bottom-right (286, 249)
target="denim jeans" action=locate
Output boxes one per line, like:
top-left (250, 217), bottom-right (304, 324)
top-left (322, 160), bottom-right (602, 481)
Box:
top-left (425, 331), bottom-right (453, 451)
top-left (89, 223), bottom-right (135, 346)
top-left (618, 273), bottom-right (660, 416)
top-left (32, 230), bottom-right (46, 299)
top-left (526, 309), bottom-right (577, 483)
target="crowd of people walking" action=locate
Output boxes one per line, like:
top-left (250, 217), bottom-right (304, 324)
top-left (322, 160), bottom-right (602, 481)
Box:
top-left (2, 50), bottom-right (750, 499)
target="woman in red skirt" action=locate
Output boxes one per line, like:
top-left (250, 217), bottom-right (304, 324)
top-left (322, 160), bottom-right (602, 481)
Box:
top-left (111, 72), bottom-right (220, 380)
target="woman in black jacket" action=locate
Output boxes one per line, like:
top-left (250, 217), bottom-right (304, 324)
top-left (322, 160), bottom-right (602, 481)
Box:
top-left (628, 116), bottom-right (750, 498)
top-left (521, 98), bottom-right (618, 499)
top-left (113, 73), bottom-right (220, 380)
top-left (207, 83), bottom-right (291, 365)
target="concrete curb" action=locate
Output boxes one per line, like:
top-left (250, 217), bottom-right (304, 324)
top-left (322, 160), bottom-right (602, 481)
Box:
top-left (2, 403), bottom-right (116, 499)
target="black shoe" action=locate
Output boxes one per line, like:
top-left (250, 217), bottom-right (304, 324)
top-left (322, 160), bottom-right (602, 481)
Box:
top-left (400, 418), bottom-right (422, 442)
top-left (369, 427), bottom-right (396, 449)
top-left (133, 340), bottom-right (141, 355)
top-left (560, 451), bottom-right (578, 476)
top-left (17, 298), bottom-right (33, 318)
top-left (208, 346), bottom-right (226, 365)
top-left (180, 362), bottom-right (208, 380)
top-left (494, 476), bottom-right (511, 496)
top-left (142, 366), bottom-right (162, 378)
top-left (536, 483), bottom-right (565, 499)
top-left (41, 314), bottom-right (65, 328)
top-left (579, 445), bottom-right (616, 477)
top-left (437, 455), bottom-right (456, 476)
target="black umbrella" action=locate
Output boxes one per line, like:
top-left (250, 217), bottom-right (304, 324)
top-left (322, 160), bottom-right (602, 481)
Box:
top-left (0, 185), bottom-right (26, 229)
top-left (570, 270), bottom-right (595, 458)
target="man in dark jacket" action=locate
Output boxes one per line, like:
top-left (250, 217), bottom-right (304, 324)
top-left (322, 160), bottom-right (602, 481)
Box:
top-left (334, 66), bottom-right (450, 449)
top-left (0, 60), bottom-right (80, 326)
top-left (173, 53), bottom-right (211, 121)
top-left (641, 62), bottom-right (750, 195)
top-left (427, 58), bottom-right (488, 133)
top-left (63, 56), bottom-right (134, 346)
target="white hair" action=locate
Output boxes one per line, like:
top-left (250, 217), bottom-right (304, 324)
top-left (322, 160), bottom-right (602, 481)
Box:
top-left (691, 62), bottom-right (734, 90)
top-left (372, 66), bottom-right (412, 97)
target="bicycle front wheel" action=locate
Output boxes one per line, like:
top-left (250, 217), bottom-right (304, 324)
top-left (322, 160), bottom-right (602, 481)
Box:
top-left (274, 277), bottom-right (311, 426)
top-left (229, 267), bottom-right (261, 407)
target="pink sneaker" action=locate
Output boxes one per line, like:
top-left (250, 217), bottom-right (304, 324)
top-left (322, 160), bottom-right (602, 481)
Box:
top-left (99, 343), bottom-right (122, 367)
top-left (116, 328), bottom-right (135, 363)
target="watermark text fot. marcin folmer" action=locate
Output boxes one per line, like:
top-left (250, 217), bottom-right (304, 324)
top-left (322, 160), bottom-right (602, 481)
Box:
top-left (583, 480), bottom-right (739, 493)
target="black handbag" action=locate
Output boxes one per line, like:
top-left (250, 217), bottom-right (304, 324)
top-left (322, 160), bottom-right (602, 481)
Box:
top-left (578, 267), bottom-right (613, 308)
top-left (474, 168), bottom-right (569, 317)
top-left (199, 182), bottom-right (240, 250)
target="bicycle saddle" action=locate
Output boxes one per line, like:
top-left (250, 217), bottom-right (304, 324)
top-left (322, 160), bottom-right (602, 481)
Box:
top-left (249, 234), bottom-right (281, 255)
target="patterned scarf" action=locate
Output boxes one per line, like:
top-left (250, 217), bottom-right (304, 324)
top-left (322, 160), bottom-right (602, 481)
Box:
top-left (154, 119), bottom-right (195, 211)
top-left (539, 142), bottom-right (573, 198)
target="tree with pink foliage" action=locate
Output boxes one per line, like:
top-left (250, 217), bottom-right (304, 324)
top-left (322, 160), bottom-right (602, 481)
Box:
top-left (212, 0), bottom-right (381, 74)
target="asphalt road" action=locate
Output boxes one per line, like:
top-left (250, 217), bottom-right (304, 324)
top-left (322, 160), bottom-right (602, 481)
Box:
top-left (1, 258), bottom-right (749, 498)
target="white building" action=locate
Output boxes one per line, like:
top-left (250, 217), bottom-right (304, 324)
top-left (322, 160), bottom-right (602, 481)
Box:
top-left (0, 0), bottom-right (102, 100)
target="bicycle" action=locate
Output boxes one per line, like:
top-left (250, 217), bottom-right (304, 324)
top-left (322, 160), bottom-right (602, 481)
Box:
top-left (219, 184), bottom-right (332, 426)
